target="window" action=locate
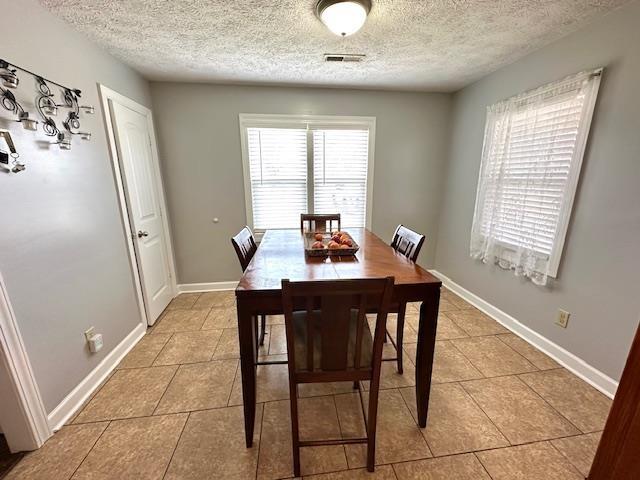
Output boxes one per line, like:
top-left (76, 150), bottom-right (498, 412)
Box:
top-left (313, 129), bottom-right (369, 228)
top-left (246, 127), bottom-right (308, 230)
top-left (470, 69), bottom-right (602, 285)
top-left (240, 114), bottom-right (375, 231)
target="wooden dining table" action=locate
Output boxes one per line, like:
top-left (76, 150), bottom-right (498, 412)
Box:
top-left (235, 228), bottom-right (441, 447)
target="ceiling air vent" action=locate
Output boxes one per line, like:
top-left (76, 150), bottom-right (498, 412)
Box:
top-left (324, 53), bottom-right (366, 63)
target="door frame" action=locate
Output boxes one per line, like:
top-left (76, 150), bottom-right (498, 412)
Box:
top-left (0, 272), bottom-right (51, 451)
top-left (98, 84), bottom-right (177, 325)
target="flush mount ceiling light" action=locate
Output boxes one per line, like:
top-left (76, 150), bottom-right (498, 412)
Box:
top-left (316, 0), bottom-right (371, 37)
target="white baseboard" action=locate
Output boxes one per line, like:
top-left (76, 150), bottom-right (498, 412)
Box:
top-left (429, 269), bottom-right (618, 399)
top-left (177, 281), bottom-right (238, 293)
top-left (47, 322), bottom-right (146, 431)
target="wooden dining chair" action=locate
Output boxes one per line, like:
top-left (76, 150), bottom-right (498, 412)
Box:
top-left (300, 213), bottom-right (341, 233)
top-left (231, 227), bottom-right (266, 346)
top-left (385, 225), bottom-right (426, 374)
top-left (282, 276), bottom-right (395, 475)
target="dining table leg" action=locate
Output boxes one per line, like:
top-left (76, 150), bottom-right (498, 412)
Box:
top-left (237, 297), bottom-right (257, 447)
top-left (414, 288), bottom-right (440, 428)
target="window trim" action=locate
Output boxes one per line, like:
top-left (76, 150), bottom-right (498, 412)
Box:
top-left (238, 113), bottom-right (376, 233)
top-left (474, 69), bottom-right (602, 278)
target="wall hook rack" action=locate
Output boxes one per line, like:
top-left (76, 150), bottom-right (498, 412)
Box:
top-left (0, 58), bottom-right (94, 151)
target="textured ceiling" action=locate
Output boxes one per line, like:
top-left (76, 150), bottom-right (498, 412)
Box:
top-left (40, 0), bottom-right (627, 91)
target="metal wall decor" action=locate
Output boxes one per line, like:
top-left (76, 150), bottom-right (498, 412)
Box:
top-left (0, 58), bottom-right (94, 151)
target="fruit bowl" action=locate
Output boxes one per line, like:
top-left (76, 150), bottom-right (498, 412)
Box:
top-left (303, 231), bottom-right (359, 257)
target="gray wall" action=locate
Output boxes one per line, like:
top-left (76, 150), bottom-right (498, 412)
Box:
top-left (0, 0), bottom-right (151, 411)
top-left (435, 1), bottom-right (640, 380)
top-left (151, 83), bottom-right (451, 284)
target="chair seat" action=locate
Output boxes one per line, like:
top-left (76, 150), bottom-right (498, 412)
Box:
top-left (292, 310), bottom-right (372, 372)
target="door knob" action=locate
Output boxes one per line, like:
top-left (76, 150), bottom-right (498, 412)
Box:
top-left (137, 230), bottom-right (149, 238)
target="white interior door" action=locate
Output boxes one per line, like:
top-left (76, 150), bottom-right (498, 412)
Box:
top-left (109, 101), bottom-right (173, 324)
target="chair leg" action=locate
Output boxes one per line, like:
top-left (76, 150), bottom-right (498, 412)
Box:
top-left (396, 303), bottom-right (406, 375)
top-left (366, 379), bottom-right (381, 472)
top-left (259, 314), bottom-right (266, 346)
top-left (253, 315), bottom-right (259, 354)
top-left (289, 382), bottom-right (301, 477)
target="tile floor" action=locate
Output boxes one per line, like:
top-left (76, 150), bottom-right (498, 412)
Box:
top-left (4, 289), bottom-right (612, 479)
top-left (0, 434), bottom-right (23, 479)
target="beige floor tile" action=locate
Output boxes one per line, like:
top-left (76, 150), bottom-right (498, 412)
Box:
top-left (519, 369), bottom-right (612, 433)
top-left (268, 323), bottom-right (288, 355)
top-left (299, 395), bottom-right (343, 440)
top-left (399, 384), bottom-right (508, 456)
top-left (258, 326), bottom-right (272, 356)
top-left (392, 453), bottom-right (490, 479)
top-left (299, 382), bottom-right (356, 398)
top-left (166, 293), bottom-right (200, 310)
top-left (436, 315), bottom-right (469, 341)
top-left (445, 310), bottom-right (508, 337)
top-left (304, 464), bottom-right (397, 479)
top-left (462, 376), bottom-right (580, 444)
top-left (4, 423), bottom-right (107, 480)
top-left (406, 313), bottom-right (468, 341)
top-left (442, 293), bottom-right (476, 310)
top-left (407, 302), bottom-right (420, 314)
top-left (152, 309), bottom-right (208, 334)
top-left (202, 307), bottom-right (238, 329)
top-left (228, 356), bottom-right (290, 405)
top-left (74, 366), bottom-right (177, 423)
top-left (66, 372), bottom-right (114, 425)
top-left (164, 404), bottom-right (263, 480)
top-left (154, 359), bottom-right (238, 414)
top-left (118, 333), bottom-right (172, 369)
top-left (212, 328), bottom-right (240, 359)
top-left (336, 389), bottom-right (431, 468)
top-left (153, 329), bottom-right (223, 365)
top-left (551, 432), bottom-right (602, 476)
top-left (364, 355), bottom-right (416, 390)
top-left (300, 397), bottom-right (350, 476)
top-left (72, 414), bottom-right (187, 480)
top-left (258, 399), bottom-right (347, 480)
top-left (437, 299), bottom-right (460, 313)
top-left (405, 341), bottom-right (483, 384)
top-left (476, 441), bottom-right (583, 480)
top-left (451, 336), bottom-right (537, 377)
top-left (192, 290), bottom-right (235, 309)
top-left (257, 399), bottom-right (294, 480)
top-left (496, 333), bottom-right (559, 370)
top-left (266, 314), bottom-right (285, 325)
top-left (386, 314), bottom-right (418, 344)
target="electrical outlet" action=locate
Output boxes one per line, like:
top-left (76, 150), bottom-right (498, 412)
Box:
top-left (84, 327), bottom-right (95, 341)
top-left (556, 309), bottom-right (570, 328)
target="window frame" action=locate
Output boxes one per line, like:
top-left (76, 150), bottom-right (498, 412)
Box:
top-left (473, 69), bottom-right (602, 278)
top-left (239, 113), bottom-right (376, 234)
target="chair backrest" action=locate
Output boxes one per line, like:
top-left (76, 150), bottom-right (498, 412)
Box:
top-left (390, 224), bottom-right (425, 263)
top-left (300, 213), bottom-right (341, 233)
top-left (281, 277), bottom-right (394, 381)
top-left (231, 226), bottom-right (257, 272)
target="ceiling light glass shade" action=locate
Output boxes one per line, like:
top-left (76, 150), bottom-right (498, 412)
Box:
top-left (317, 0), bottom-right (371, 37)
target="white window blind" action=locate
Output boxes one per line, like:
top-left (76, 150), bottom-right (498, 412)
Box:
top-left (246, 127), bottom-right (308, 229)
top-left (470, 69), bottom-right (602, 285)
top-left (312, 129), bottom-right (369, 228)
top-left (241, 115), bottom-right (375, 232)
